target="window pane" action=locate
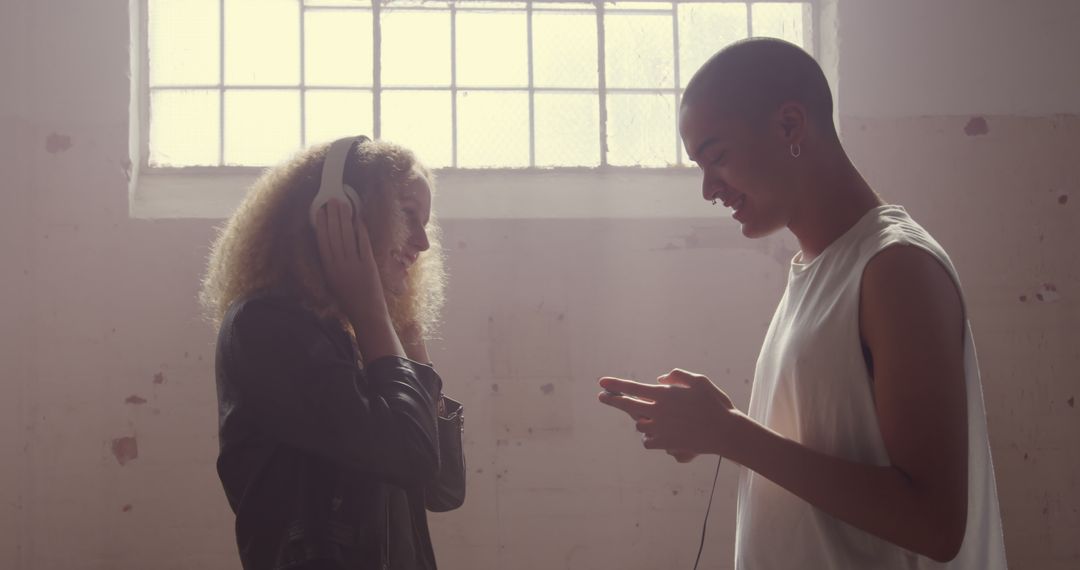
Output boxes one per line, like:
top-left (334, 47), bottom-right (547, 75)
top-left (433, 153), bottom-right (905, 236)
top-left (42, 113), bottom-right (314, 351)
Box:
top-left (380, 90), bottom-right (453, 168)
top-left (149, 90), bottom-right (221, 166)
top-left (605, 1), bottom-right (671, 11)
top-left (305, 0), bottom-right (370, 5)
top-left (457, 1), bottom-right (526, 8)
top-left (533, 13), bottom-right (598, 88)
top-left (381, 11), bottom-right (451, 87)
top-left (456, 91), bottom-right (529, 168)
top-left (533, 2), bottom-right (596, 10)
top-left (677, 3), bottom-right (746, 88)
top-left (304, 10), bottom-right (373, 87)
top-left (456, 12), bottom-right (528, 88)
top-left (225, 0), bottom-right (300, 86)
top-left (224, 90), bottom-right (301, 165)
top-left (379, 0), bottom-right (451, 7)
top-left (534, 92), bottom-right (599, 167)
top-left (604, 14), bottom-right (673, 88)
top-left (149, 0), bottom-right (219, 86)
top-left (606, 93), bottom-right (675, 166)
top-left (305, 90), bottom-right (374, 145)
top-left (751, 3), bottom-right (808, 50)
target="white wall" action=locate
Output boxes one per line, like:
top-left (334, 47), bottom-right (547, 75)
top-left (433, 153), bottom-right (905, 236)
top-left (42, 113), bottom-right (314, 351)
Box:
top-left (1, 1), bottom-right (32, 568)
top-left (837, 0), bottom-right (1080, 117)
top-left (1, 0), bottom-right (1078, 569)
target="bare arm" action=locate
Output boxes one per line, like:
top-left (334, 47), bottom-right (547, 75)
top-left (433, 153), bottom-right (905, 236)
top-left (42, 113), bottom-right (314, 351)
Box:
top-left (399, 323), bottom-right (432, 365)
top-left (599, 245), bottom-right (968, 562)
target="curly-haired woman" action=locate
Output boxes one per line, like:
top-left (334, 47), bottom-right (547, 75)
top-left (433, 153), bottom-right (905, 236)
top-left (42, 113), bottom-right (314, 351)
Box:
top-left (201, 137), bottom-right (465, 570)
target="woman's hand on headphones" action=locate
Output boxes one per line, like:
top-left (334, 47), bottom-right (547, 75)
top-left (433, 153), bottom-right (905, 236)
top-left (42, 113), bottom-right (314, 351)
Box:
top-left (315, 198), bottom-right (388, 325)
top-left (316, 198), bottom-right (406, 362)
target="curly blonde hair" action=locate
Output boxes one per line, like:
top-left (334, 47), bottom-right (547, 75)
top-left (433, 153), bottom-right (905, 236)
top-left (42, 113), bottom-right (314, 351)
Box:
top-left (199, 139), bottom-right (446, 339)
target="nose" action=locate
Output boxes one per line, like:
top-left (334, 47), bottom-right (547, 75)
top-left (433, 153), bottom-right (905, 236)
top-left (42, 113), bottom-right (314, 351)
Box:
top-left (412, 227), bottom-right (430, 253)
top-left (702, 174), bottom-right (722, 202)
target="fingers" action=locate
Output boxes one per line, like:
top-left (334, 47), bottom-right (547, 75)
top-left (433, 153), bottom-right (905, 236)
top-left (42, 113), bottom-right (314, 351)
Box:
top-left (598, 377), bottom-right (670, 402)
top-left (667, 450), bottom-right (698, 463)
top-left (335, 197), bottom-right (358, 259)
top-left (657, 368), bottom-right (705, 387)
top-left (597, 391), bottom-right (654, 419)
top-left (635, 417), bottom-right (655, 434)
top-left (642, 434), bottom-right (668, 451)
top-left (327, 199), bottom-right (345, 262)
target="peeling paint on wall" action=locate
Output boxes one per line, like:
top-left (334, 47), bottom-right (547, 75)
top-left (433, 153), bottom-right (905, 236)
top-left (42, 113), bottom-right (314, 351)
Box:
top-left (1035, 283), bottom-right (1061, 303)
top-left (45, 132), bottom-right (72, 154)
top-left (110, 436), bottom-right (138, 466)
top-left (964, 117), bottom-right (989, 136)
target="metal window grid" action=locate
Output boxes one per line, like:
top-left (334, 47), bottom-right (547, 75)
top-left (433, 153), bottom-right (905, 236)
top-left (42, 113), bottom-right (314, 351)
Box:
top-left (141, 0), bottom-right (815, 172)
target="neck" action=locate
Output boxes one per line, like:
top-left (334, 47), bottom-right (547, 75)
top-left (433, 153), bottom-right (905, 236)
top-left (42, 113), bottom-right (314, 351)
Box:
top-left (788, 148), bottom-right (882, 260)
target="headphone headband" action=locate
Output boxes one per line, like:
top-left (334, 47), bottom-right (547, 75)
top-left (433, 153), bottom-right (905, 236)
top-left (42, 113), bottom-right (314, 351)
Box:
top-left (320, 136), bottom-right (368, 195)
top-left (310, 135), bottom-right (370, 227)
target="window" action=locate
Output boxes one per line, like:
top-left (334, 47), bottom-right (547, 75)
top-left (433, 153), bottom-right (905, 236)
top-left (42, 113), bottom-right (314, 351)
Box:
top-left (143, 0), bottom-right (812, 171)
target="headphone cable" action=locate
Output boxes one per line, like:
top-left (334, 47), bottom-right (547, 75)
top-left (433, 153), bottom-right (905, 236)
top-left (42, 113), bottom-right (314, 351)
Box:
top-left (693, 457), bottom-right (723, 570)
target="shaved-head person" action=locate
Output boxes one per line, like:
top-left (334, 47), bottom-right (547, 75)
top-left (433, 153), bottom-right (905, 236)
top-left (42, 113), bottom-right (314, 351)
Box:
top-left (599, 38), bottom-right (1007, 569)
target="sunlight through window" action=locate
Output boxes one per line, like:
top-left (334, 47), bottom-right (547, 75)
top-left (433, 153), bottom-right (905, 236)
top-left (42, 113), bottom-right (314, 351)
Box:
top-left (146, 0), bottom-right (812, 169)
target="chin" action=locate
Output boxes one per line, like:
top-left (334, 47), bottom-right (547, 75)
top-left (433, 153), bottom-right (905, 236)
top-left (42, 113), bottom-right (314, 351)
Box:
top-left (740, 219), bottom-right (785, 239)
top-left (735, 203), bottom-right (789, 239)
top-left (379, 269), bottom-right (407, 297)
top-left (386, 280), bottom-right (407, 297)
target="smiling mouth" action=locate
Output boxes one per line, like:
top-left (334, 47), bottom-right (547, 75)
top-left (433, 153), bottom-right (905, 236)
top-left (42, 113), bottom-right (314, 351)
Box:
top-left (393, 251), bottom-right (417, 270)
top-left (714, 191), bottom-right (746, 213)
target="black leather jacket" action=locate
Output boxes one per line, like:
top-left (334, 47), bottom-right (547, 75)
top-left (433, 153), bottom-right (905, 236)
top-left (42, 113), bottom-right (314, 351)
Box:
top-left (214, 295), bottom-right (466, 570)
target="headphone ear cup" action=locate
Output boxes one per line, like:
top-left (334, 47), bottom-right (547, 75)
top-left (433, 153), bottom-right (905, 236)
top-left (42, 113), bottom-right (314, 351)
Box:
top-left (342, 184), bottom-right (364, 220)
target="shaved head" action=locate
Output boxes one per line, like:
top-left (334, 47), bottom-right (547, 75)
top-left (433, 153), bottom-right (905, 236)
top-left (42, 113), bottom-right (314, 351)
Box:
top-left (683, 38), bottom-right (837, 140)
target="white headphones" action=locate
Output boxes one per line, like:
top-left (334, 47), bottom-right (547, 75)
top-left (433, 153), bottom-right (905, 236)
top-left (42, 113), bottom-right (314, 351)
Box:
top-left (310, 135), bottom-right (370, 228)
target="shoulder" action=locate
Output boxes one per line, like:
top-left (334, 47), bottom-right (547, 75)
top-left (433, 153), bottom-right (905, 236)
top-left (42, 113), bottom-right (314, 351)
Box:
top-left (863, 245), bottom-right (960, 307)
top-left (219, 295), bottom-right (359, 378)
top-left (860, 245), bottom-right (965, 344)
top-left (224, 294), bottom-right (320, 332)
top-left (220, 294), bottom-right (341, 355)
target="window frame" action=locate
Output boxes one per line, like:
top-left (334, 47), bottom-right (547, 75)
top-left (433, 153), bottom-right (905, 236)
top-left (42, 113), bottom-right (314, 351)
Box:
top-left (129, 0), bottom-right (818, 219)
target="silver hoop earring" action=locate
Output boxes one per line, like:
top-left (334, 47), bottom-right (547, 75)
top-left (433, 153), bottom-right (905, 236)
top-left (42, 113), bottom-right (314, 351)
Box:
top-left (790, 143), bottom-right (801, 158)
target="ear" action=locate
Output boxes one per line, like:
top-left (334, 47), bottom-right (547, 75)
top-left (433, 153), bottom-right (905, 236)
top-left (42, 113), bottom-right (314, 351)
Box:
top-left (775, 101), bottom-right (807, 145)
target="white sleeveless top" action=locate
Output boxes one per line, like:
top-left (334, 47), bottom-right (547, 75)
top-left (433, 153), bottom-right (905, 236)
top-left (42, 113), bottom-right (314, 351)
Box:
top-left (734, 205), bottom-right (1007, 569)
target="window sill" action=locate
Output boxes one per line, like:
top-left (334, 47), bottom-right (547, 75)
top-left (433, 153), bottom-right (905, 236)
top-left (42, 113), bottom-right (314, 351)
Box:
top-left (129, 168), bottom-right (713, 220)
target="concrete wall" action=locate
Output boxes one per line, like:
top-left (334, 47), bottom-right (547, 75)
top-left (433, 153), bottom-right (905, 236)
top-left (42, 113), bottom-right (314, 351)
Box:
top-left (1, 1), bottom-right (32, 567)
top-left (837, 0), bottom-right (1080, 117)
top-left (1, 0), bottom-right (1077, 569)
